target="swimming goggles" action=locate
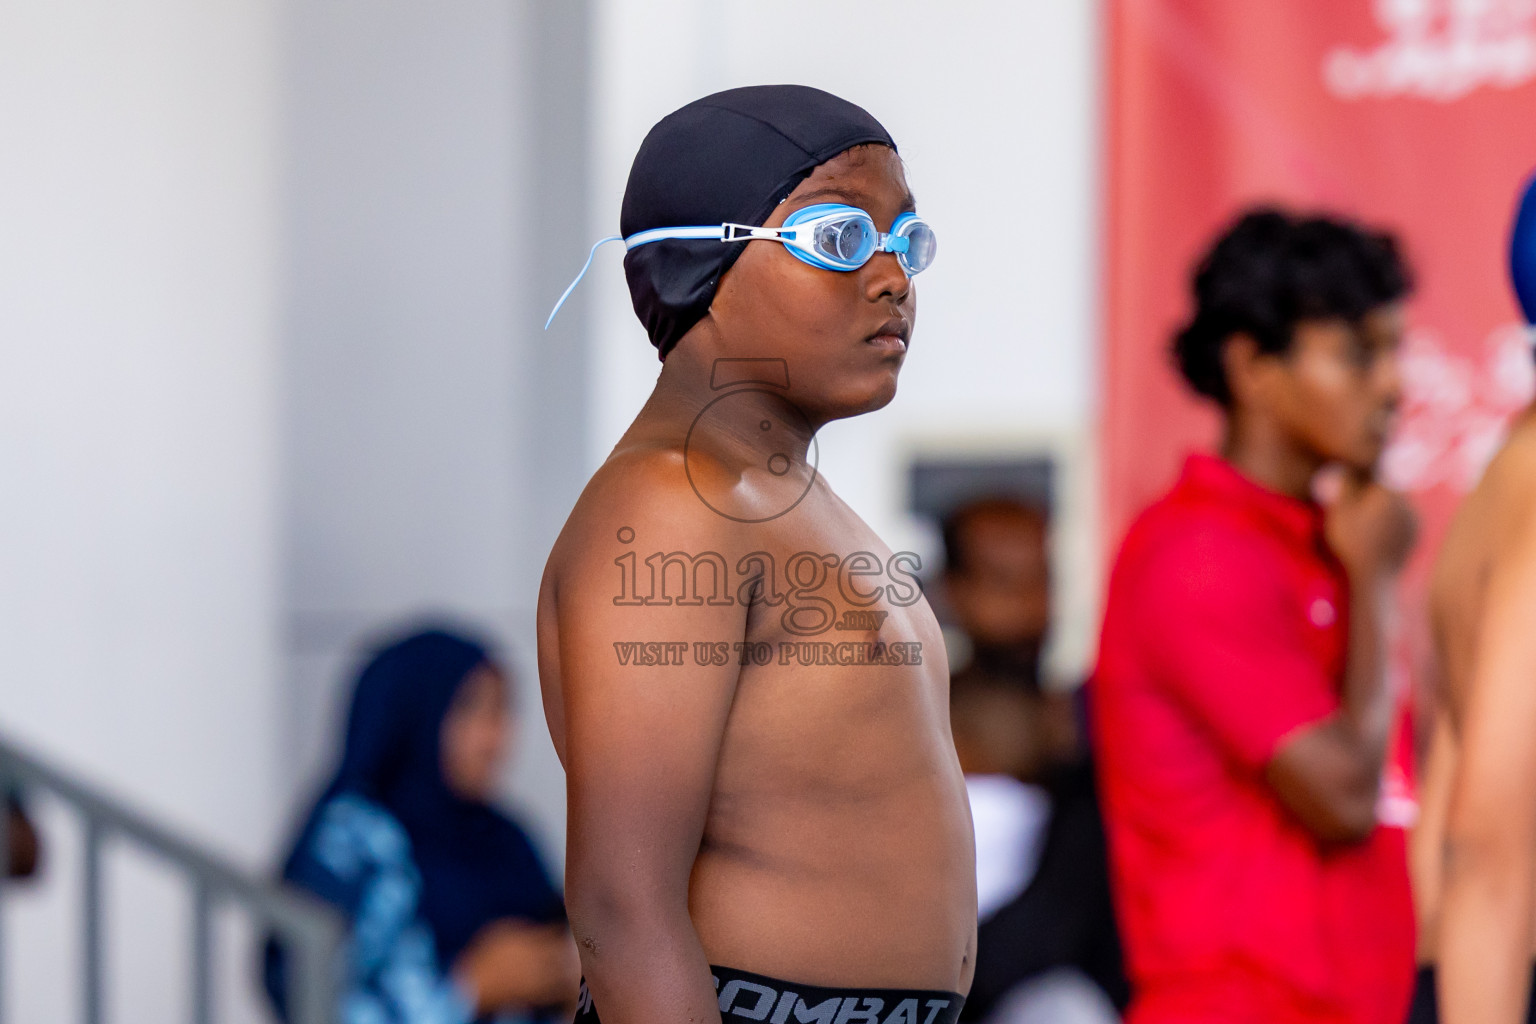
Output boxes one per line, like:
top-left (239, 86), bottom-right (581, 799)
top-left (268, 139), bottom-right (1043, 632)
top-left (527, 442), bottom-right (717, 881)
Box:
top-left (544, 203), bottom-right (937, 328)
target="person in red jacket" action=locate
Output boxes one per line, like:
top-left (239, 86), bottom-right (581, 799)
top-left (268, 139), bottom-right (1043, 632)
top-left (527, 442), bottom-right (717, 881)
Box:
top-left (1092, 208), bottom-right (1418, 1024)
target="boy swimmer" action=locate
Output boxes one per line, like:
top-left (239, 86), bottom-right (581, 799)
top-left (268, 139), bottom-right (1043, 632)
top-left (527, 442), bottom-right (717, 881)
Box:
top-left (537, 86), bottom-right (976, 1024)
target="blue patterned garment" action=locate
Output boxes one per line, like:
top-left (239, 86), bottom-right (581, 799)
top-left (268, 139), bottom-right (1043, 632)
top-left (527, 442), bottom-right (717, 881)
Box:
top-left (286, 793), bottom-right (476, 1024)
top-left (272, 793), bottom-right (540, 1024)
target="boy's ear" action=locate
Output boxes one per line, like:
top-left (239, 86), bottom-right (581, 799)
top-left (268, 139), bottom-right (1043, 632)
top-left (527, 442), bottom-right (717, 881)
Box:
top-left (1221, 332), bottom-right (1277, 408)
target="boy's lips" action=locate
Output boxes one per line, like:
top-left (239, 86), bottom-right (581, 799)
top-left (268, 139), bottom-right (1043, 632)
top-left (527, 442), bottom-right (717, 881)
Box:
top-left (867, 317), bottom-right (911, 352)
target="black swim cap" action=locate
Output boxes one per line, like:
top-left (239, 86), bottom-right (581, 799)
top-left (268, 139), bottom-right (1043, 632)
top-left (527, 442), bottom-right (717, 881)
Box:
top-left (621, 84), bottom-right (897, 359)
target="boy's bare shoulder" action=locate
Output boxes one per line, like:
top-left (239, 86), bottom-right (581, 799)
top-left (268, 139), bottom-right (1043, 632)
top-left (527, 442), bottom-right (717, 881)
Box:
top-left (1431, 405), bottom-right (1536, 618)
top-left (1490, 406), bottom-right (1536, 487)
top-left (546, 441), bottom-right (745, 585)
top-left (1473, 406), bottom-right (1536, 535)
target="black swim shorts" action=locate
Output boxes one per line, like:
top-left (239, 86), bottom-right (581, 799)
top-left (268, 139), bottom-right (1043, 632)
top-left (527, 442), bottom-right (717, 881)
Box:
top-left (574, 963), bottom-right (964, 1024)
top-left (1405, 963), bottom-right (1536, 1024)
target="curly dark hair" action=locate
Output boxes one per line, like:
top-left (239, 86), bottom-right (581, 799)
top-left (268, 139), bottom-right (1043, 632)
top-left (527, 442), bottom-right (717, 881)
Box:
top-left (1172, 207), bottom-right (1413, 406)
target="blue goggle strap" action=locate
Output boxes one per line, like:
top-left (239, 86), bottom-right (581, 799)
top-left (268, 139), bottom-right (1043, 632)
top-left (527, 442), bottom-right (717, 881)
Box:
top-left (545, 224), bottom-right (792, 328)
top-left (544, 215), bottom-right (921, 328)
top-left (627, 223), bottom-right (781, 247)
top-left (544, 234), bottom-right (624, 329)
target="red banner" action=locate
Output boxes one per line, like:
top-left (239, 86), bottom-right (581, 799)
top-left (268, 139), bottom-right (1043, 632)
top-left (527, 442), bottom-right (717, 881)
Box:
top-left (1105, 0), bottom-right (1536, 662)
top-left (1105, 0), bottom-right (1536, 538)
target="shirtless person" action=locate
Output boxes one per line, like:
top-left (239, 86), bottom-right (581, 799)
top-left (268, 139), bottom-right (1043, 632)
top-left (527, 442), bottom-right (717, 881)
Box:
top-left (536, 86), bottom-right (975, 1024)
top-left (1427, 173), bottom-right (1536, 1024)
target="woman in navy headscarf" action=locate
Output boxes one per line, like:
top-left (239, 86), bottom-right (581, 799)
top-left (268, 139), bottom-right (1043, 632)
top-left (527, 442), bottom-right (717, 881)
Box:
top-left (265, 627), bottom-right (579, 1024)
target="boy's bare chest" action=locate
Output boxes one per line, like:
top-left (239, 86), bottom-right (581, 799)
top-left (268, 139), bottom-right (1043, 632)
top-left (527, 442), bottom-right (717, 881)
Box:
top-left (610, 500), bottom-right (940, 656)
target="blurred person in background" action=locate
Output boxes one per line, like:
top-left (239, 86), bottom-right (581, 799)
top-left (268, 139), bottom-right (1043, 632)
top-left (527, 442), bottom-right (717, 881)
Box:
top-left (942, 498), bottom-right (1050, 685)
top-left (943, 497), bottom-right (1079, 762)
top-left (264, 627), bottom-right (579, 1024)
top-left (943, 498), bottom-right (1127, 1023)
top-left (1093, 208), bottom-right (1417, 1024)
top-left (1427, 175), bottom-right (1536, 1024)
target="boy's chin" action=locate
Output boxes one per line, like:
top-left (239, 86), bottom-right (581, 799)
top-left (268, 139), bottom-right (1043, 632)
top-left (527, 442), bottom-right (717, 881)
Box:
top-left (833, 384), bottom-right (899, 420)
top-left (858, 370), bottom-right (903, 411)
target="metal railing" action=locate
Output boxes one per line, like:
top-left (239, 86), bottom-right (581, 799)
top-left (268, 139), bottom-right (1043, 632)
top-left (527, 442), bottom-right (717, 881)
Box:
top-left (0, 733), bottom-right (344, 1024)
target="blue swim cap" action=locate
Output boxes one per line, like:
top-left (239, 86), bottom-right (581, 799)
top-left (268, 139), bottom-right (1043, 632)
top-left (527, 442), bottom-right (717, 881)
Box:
top-left (1512, 172), bottom-right (1536, 325)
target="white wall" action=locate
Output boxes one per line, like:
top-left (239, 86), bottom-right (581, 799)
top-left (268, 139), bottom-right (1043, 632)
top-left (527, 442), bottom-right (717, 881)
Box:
top-left (588, 0), bottom-right (1103, 677)
top-left (0, 0), bottom-right (282, 1019)
top-left (278, 0), bottom-right (584, 868)
top-left (279, 0), bottom-right (531, 816)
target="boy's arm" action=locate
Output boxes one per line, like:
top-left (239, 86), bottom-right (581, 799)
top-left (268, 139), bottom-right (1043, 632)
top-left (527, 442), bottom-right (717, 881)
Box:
top-left (1266, 479), bottom-right (1413, 844)
top-left (1135, 478), bottom-right (1411, 845)
top-left (555, 467), bottom-right (747, 1024)
top-left (1263, 572), bottom-right (1393, 843)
